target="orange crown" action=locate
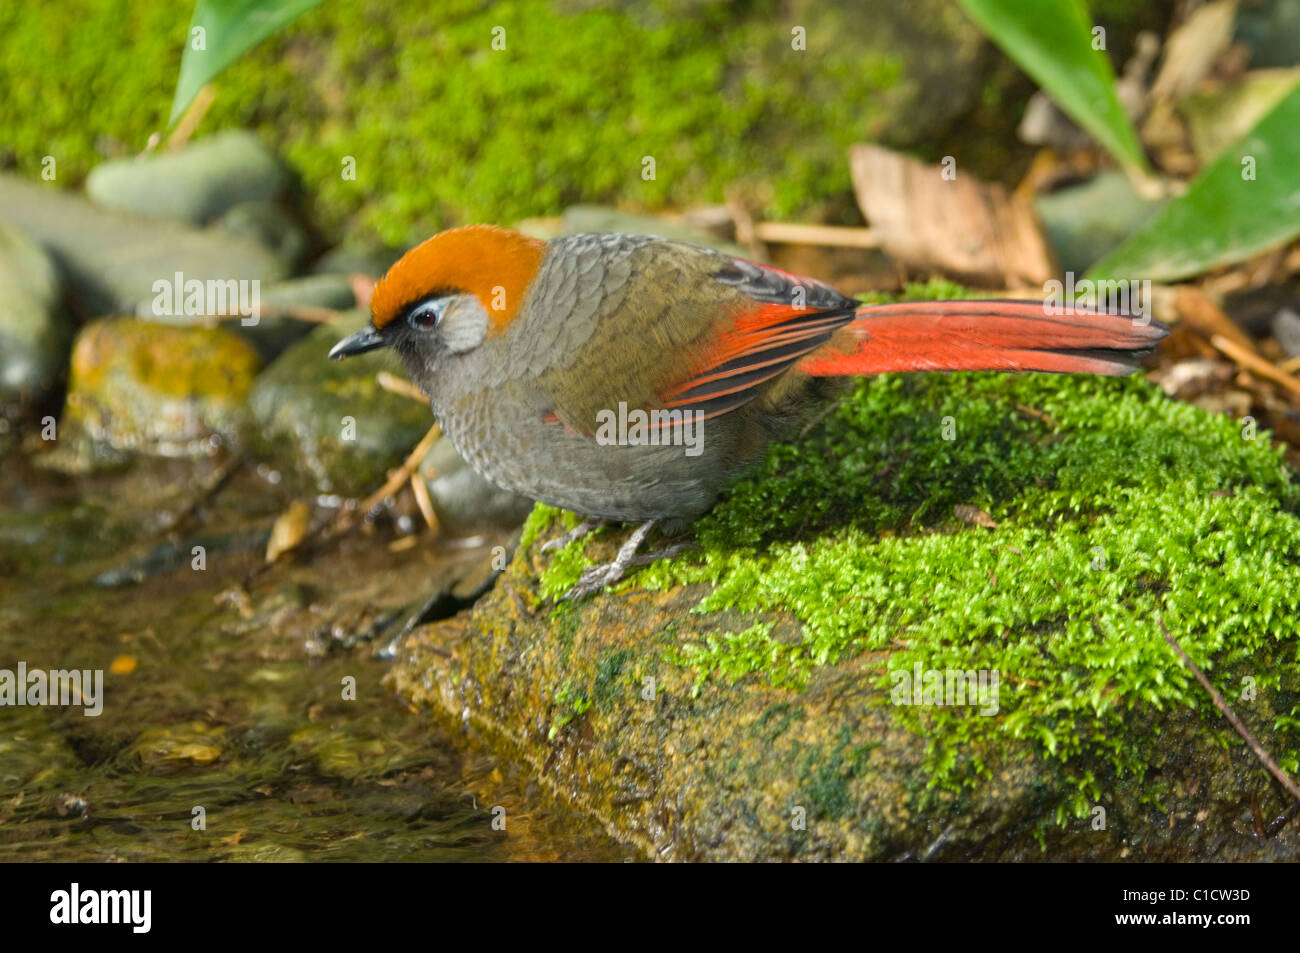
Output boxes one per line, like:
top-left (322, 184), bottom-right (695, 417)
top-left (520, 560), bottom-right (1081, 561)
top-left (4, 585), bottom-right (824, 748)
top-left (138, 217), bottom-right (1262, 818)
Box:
top-left (370, 225), bottom-right (547, 334)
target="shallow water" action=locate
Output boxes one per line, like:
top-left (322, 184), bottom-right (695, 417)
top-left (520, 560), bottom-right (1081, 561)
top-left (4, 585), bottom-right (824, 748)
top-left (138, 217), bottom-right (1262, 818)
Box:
top-left (0, 452), bottom-right (629, 861)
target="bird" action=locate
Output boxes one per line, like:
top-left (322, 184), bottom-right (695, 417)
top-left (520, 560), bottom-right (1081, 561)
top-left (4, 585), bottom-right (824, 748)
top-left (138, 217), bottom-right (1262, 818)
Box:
top-left (330, 225), bottom-right (1167, 598)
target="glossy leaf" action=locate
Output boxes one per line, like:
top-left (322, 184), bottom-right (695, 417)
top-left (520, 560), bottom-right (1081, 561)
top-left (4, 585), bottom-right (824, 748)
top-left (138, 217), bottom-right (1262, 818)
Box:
top-left (956, 0), bottom-right (1147, 172)
top-left (170, 0), bottom-right (325, 125)
top-left (1089, 82), bottom-right (1300, 282)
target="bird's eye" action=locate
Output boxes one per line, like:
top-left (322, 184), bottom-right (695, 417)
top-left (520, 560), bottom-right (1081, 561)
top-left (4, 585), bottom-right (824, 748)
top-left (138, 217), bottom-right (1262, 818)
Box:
top-left (406, 299), bottom-right (446, 331)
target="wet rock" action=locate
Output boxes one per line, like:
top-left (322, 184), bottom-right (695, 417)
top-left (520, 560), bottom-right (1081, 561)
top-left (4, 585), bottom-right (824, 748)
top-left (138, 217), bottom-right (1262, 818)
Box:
top-left (421, 436), bottom-right (534, 536)
top-left (212, 200), bottom-right (309, 270)
top-left (128, 722), bottom-right (225, 767)
top-left (1035, 172), bottom-right (1167, 275)
top-left (0, 173), bottom-right (290, 318)
top-left (0, 224), bottom-right (72, 415)
top-left (85, 130), bottom-right (293, 226)
top-left (247, 313), bottom-right (431, 496)
top-left (57, 317), bottom-right (261, 463)
top-left (391, 373), bottom-right (1300, 862)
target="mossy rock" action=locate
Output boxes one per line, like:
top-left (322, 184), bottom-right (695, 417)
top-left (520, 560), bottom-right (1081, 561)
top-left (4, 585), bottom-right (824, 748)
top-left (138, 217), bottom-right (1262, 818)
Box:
top-left (247, 314), bottom-right (431, 496)
top-left (57, 317), bottom-right (260, 463)
top-left (391, 291), bottom-right (1300, 860)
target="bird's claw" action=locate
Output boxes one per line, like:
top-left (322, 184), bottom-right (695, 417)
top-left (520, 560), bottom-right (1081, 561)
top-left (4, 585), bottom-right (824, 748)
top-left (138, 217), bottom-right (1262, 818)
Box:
top-left (559, 519), bottom-right (657, 601)
top-left (541, 517), bottom-right (605, 553)
top-left (563, 561), bottom-right (628, 601)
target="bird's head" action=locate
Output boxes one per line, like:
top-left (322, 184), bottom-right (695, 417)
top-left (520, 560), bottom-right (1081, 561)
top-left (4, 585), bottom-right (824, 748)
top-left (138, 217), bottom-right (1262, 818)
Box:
top-left (328, 225), bottom-right (546, 369)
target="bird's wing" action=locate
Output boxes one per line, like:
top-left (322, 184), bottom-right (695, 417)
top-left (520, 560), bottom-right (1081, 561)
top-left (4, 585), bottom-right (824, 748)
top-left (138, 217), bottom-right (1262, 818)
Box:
top-left (657, 257), bottom-right (858, 421)
top-left (533, 240), bottom-right (857, 433)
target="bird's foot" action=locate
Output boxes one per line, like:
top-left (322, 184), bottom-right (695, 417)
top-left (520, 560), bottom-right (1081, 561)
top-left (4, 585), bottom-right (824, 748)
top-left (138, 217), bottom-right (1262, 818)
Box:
top-left (561, 519), bottom-right (692, 601)
top-left (540, 517), bottom-right (607, 553)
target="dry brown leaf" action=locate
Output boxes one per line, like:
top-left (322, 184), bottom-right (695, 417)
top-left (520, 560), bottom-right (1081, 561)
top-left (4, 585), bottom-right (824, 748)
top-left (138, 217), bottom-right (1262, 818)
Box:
top-left (266, 501), bottom-right (310, 563)
top-left (954, 504), bottom-right (999, 529)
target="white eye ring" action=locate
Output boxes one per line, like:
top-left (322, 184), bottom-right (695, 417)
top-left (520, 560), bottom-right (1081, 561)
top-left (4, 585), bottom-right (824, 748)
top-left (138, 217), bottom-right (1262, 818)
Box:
top-left (407, 298), bottom-right (447, 330)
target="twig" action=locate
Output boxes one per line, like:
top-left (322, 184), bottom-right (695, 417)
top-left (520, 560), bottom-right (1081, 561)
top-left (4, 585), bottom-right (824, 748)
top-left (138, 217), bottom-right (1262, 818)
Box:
top-left (200, 303), bottom-right (341, 325)
top-left (359, 423), bottom-right (442, 516)
top-left (165, 84), bottom-right (216, 151)
top-left (1159, 616), bottom-right (1300, 805)
top-left (1175, 288), bottom-right (1256, 353)
top-left (410, 471), bottom-right (438, 531)
top-left (377, 372), bottom-right (430, 404)
top-left (1210, 334), bottom-right (1300, 400)
top-left (1265, 799), bottom-right (1300, 838)
top-left (752, 222), bottom-right (880, 249)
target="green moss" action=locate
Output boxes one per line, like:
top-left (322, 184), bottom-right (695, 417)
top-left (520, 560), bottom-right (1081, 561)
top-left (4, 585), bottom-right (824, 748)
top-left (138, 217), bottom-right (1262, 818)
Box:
top-left (592, 649), bottom-right (635, 713)
top-left (549, 680), bottom-right (592, 738)
top-left (529, 282), bottom-right (1300, 803)
top-left (1, 0), bottom-right (917, 244)
top-left (800, 726), bottom-right (879, 820)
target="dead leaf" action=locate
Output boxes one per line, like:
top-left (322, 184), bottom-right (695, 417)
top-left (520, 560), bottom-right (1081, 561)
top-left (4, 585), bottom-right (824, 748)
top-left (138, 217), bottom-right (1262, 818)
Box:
top-left (849, 143), bottom-right (1056, 288)
top-left (954, 505), bottom-right (999, 529)
top-left (266, 501), bottom-right (310, 563)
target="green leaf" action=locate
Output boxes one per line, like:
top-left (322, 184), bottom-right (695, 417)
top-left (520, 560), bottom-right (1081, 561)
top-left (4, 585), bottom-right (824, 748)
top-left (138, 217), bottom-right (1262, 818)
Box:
top-left (1088, 82), bottom-right (1300, 282)
top-left (956, 0), bottom-right (1147, 173)
top-left (169, 0), bottom-right (325, 126)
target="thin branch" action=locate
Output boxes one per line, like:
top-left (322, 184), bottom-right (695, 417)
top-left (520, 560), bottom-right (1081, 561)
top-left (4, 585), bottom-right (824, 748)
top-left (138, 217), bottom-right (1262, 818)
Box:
top-left (359, 423), bottom-right (442, 516)
top-left (377, 372), bottom-right (430, 404)
top-left (409, 470), bottom-right (438, 531)
top-left (1159, 616), bottom-right (1300, 805)
top-left (1210, 333), bottom-right (1300, 400)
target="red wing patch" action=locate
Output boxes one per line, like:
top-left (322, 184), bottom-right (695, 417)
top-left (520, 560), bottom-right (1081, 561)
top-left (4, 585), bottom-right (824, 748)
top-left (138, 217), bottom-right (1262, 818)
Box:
top-left (659, 303), bottom-right (858, 420)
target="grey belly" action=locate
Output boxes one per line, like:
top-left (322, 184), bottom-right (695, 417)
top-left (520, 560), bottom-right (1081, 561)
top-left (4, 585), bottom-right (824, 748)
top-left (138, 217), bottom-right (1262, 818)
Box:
top-left (434, 392), bottom-right (732, 523)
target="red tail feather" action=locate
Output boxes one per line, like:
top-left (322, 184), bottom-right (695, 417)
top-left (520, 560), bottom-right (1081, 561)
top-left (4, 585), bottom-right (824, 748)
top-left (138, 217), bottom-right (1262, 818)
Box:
top-left (799, 299), bottom-right (1167, 377)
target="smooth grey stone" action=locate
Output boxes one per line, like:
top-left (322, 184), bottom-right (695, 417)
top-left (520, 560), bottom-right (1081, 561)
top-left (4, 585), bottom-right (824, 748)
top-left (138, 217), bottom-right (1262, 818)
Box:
top-left (0, 224), bottom-right (72, 412)
top-left (85, 130), bottom-right (293, 225)
top-left (0, 173), bottom-right (290, 318)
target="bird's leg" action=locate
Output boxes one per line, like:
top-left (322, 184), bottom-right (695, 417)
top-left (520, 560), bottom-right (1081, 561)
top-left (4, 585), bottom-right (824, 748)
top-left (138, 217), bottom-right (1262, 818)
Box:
top-left (540, 517), bottom-right (607, 553)
top-left (562, 519), bottom-right (667, 601)
top-left (563, 519), bottom-right (655, 601)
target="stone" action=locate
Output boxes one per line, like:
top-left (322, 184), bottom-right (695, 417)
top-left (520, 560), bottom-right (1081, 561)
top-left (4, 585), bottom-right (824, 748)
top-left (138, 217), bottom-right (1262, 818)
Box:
top-left (391, 371), bottom-right (1300, 861)
top-left (212, 200), bottom-right (309, 271)
top-left (1271, 307), bottom-right (1300, 358)
top-left (247, 312), bottom-right (431, 496)
top-left (58, 317), bottom-right (261, 463)
top-left (85, 130), bottom-right (293, 226)
top-left (215, 273), bottom-right (357, 363)
top-left (0, 173), bottom-right (290, 319)
top-left (311, 243), bottom-right (405, 279)
top-left (0, 224), bottom-right (72, 414)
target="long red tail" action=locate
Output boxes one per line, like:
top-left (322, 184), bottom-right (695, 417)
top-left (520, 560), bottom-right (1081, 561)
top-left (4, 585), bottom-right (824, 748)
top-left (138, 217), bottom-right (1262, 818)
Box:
top-left (799, 299), bottom-right (1167, 377)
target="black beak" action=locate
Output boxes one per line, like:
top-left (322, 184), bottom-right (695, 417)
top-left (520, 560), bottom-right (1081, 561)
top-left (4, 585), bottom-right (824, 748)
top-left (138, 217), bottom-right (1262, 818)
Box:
top-left (329, 324), bottom-right (387, 360)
